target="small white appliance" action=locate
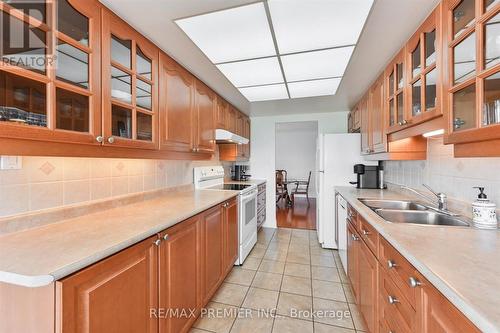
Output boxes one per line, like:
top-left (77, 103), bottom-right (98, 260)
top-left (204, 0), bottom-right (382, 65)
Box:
top-left (336, 193), bottom-right (348, 274)
top-left (316, 133), bottom-right (377, 249)
top-left (194, 166), bottom-right (257, 264)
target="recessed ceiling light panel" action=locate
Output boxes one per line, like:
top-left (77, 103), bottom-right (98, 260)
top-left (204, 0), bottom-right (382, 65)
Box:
top-left (288, 78), bottom-right (342, 98)
top-left (175, 3), bottom-right (276, 63)
top-left (268, 0), bottom-right (373, 54)
top-left (281, 46), bottom-right (354, 82)
top-left (217, 57), bottom-right (284, 87)
top-left (239, 84), bottom-right (288, 102)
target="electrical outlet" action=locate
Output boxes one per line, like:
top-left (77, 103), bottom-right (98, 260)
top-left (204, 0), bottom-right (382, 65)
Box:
top-left (0, 156), bottom-right (22, 170)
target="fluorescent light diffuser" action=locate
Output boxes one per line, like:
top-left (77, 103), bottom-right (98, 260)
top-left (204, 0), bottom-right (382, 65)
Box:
top-left (217, 57), bottom-right (283, 87)
top-left (288, 78), bottom-right (341, 98)
top-left (281, 47), bottom-right (354, 82)
top-left (422, 129), bottom-right (444, 137)
top-left (175, 3), bottom-right (276, 63)
top-left (268, 0), bottom-right (373, 53)
top-left (239, 84), bottom-right (288, 102)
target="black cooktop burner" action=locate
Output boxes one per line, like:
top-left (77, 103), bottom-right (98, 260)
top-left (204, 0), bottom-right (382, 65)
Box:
top-left (222, 184), bottom-right (251, 191)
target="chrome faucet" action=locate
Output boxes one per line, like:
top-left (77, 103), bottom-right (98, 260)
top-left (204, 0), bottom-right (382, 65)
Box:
top-left (400, 184), bottom-right (448, 211)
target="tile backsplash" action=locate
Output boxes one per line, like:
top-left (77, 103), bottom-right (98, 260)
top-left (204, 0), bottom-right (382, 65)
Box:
top-left (385, 136), bottom-right (500, 210)
top-left (0, 154), bottom-right (230, 218)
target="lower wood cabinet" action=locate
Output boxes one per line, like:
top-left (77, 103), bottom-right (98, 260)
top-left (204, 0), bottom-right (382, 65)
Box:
top-left (159, 215), bottom-right (201, 333)
top-left (58, 235), bottom-right (159, 333)
top-left (57, 198), bottom-right (238, 333)
top-left (346, 205), bottom-right (480, 333)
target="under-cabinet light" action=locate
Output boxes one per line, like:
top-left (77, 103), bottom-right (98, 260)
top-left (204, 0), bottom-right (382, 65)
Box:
top-left (422, 129), bottom-right (445, 137)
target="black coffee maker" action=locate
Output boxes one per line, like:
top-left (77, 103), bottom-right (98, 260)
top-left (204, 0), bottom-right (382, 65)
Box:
top-left (350, 164), bottom-right (381, 189)
top-left (232, 165), bottom-right (251, 181)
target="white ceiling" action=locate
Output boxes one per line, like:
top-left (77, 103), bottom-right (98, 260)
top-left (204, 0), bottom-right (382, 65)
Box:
top-left (100, 0), bottom-right (440, 116)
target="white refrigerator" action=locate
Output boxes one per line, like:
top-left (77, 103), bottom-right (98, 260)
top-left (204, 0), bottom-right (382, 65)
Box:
top-left (315, 133), bottom-right (376, 249)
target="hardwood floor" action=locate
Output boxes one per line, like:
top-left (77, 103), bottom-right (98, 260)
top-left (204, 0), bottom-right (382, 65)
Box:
top-left (276, 197), bottom-right (316, 230)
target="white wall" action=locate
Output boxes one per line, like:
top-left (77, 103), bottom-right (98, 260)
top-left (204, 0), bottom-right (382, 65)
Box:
top-left (249, 111), bottom-right (348, 228)
top-left (275, 122), bottom-right (318, 197)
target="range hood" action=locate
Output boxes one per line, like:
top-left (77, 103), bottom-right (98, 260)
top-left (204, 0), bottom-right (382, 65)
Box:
top-left (215, 129), bottom-right (249, 145)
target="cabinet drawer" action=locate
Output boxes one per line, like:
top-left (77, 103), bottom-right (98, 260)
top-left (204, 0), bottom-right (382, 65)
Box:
top-left (379, 237), bottom-right (419, 309)
top-left (357, 215), bottom-right (378, 256)
top-left (379, 266), bottom-right (416, 333)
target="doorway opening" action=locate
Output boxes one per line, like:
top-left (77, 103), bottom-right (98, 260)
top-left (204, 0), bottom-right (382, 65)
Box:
top-left (275, 121), bottom-right (318, 230)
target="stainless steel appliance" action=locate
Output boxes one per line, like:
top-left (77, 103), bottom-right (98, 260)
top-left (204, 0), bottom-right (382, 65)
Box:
top-left (231, 165), bottom-right (251, 181)
top-left (194, 166), bottom-right (257, 265)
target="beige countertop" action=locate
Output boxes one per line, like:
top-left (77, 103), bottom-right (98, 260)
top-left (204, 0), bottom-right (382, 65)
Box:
top-left (0, 188), bottom-right (238, 288)
top-left (335, 186), bottom-right (500, 333)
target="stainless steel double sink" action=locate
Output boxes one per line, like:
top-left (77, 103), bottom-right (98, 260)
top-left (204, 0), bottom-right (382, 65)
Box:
top-left (359, 199), bottom-right (471, 227)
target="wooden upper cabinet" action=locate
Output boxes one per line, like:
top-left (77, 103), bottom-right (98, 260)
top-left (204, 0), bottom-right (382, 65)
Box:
top-left (349, 105), bottom-right (361, 133)
top-left (159, 216), bottom-right (201, 333)
top-left (359, 94), bottom-right (371, 154)
top-left (216, 97), bottom-right (227, 130)
top-left (444, 0), bottom-right (500, 156)
top-left (0, 0), bottom-right (102, 145)
top-left (101, 9), bottom-right (159, 150)
top-left (159, 53), bottom-right (195, 153)
top-left (201, 205), bottom-right (225, 304)
top-left (385, 48), bottom-right (407, 133)
top-left (370, 73), bottom-right (387, 153)
top-left (226, 106), bottom-right (237, 133)
top-left (58, 235), bottom-right (158, 333)
top-left (194, 80), bottom-right (215, 153)
top-left (406, 3), bottom-right (443, 126)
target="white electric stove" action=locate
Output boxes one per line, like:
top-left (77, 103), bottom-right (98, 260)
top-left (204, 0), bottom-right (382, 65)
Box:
top-left (194, 166), bottom-right (257, 265)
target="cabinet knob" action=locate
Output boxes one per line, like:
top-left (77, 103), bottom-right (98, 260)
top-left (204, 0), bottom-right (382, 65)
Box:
top-left (387, 260), bottom-right (397, 269)
top-left (402, 119), bottom-right (408, 125)
top-left (107, 136), bottom-right (115, 144)
top-left (408, 277), bottom-right (421, 288)
top-left (163, 234), bottom-right (169, 241)
top-left (351, 234), bottom-right (360, 241)
top-left (398, 121), bottom-right (403, 126)
top-left (153, 239), bottom-right (161, 246)
top-left (362, 229), bottom-right (370, 236)
top-left (388, 295), bottom-right (399, 305)
top-left (96, 136), bottom-right (104, 143)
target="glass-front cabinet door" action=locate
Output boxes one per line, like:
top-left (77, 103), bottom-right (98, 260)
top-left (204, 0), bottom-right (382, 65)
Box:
top-left (385, 48), bottom-right (406, 133)
top-left (446, 0), bottom-right (500, 144)
top-left (407, 4), bottom-right (442, 125)
top-left (0, 0), bottom-right (101, 144)
top-left (101, 9), bottom-right (158, 149)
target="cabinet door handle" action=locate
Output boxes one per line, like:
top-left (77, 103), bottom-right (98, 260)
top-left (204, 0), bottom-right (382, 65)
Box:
top-left (107, 136), bottom-right (115, 144)
top-left (387, 260), bottom-right (397, 269)
top-left (408, 277), bottom-right (421, 288)
top-left (362, 229), bottom-right (370, 236)
top-left (96, 136), bottom-right (104, 143)
top-left (351, 234), bottom-right (360, 241)
top-left (402, 119), bottom-right (408, 125)
top-left (388, 295), bottom-right (399, 304)
top-left (154, 239), bottom-right (161, 246)
top-left (163, 234), bottom-right (169, 241)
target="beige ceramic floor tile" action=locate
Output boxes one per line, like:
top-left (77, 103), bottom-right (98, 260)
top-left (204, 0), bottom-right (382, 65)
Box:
top-left (343, 284), bottom-right (356, 303)
top-left (248, 247), bottom-right (266, 259)
top-left (284, 262), bottom-right (311, 278)
top-left (313, 322), bottom-right (356, 333)
top-left (286, 251), bottom-right (311, 264)
top-left (258, 259), bottom-right (286, 274)
top-left (281, 275), bottom-right (312, 296)
top-left (224, 268), bottom-right (256, 286)
top-left (211, 282), bottom-right (249, 307)
top-left (310, 247), bottom-right (335, 257)
top-left (348, 302), bottom-right (368, 332)
top-left (263, 249), bottom-right (288, 262)
top-left (276, 292), bottom-right (313, 321)
top-left (312, 280), bottom-right (347, 302)
top-left (312, 298), bottom-right (354, 329)
top-left (311, 255), bottom-right (336, 267)
top-left (189, 328), bottom-right (212, 333)
top-left (311, 266), bottom-right (341, 283)
top-left (241, 257), bottom-right (261, 270)
top-left (272, 316), bottom-right (313, 333)
top-left (242, 287), bottom-right (279, 311)
top-left (229, 309), bottom-right (274, 333)
top-left (251, 271), bottom-right (283, 291)
top-left (193, 302), bottom-right (238, 333)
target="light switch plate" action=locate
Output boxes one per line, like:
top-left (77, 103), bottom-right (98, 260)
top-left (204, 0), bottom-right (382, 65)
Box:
top-left (0, 156), bottom-right (22, 170)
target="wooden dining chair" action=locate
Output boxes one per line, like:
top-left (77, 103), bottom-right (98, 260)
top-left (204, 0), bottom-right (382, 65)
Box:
top-left (291, 171), bottom-right (312, 206)
top-left (275, 170), bottom-right (288, 205)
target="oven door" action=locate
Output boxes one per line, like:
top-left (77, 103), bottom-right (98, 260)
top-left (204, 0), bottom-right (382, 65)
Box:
top-left (239, 188), bottom-right (258, 264)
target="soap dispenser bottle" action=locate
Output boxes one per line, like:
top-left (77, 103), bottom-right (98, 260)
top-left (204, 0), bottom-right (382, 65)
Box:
top-left (472, 187), bottom-right (498, 229)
